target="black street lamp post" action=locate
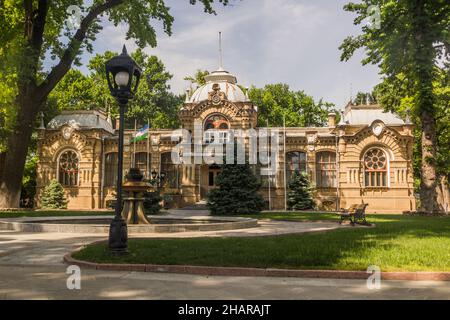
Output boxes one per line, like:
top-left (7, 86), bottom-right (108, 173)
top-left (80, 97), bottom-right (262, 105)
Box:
top-left (105, 45), bottom-right (142, 254)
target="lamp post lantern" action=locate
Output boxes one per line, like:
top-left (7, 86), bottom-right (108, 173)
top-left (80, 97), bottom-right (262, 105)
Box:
top-left (150, 170), bottom-right (166, 188)
top-left (106, 45), bottom-right (142, 254)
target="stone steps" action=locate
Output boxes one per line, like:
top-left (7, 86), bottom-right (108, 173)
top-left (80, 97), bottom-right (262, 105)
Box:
top-left (181, 201), bottom-right (208, 211)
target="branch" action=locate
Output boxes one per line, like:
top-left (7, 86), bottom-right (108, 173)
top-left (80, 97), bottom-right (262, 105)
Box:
top-left (23, 0), bottom-right (33, 39)
top-left (37, 0), bottom-right (124, 100)
top-left (31, 0), bottom-right (48, 52)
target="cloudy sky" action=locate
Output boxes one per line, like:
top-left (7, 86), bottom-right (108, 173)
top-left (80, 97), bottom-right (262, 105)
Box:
top-left (76, 0), bottom-right (381, 109)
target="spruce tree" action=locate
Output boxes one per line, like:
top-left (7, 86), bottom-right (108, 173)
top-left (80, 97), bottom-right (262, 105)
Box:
top-left (207, 164), bottom-right (265, 215)
top-left (287, 170), bottom-right (315, 210)
top-left (40, 180), bottom-right (68, 209)
top-left (143, 191), bottom-right (162, 214)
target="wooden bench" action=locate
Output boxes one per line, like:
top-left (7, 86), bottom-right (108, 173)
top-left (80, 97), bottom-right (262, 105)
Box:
top-left (338, 203), bottom-right (369, 225)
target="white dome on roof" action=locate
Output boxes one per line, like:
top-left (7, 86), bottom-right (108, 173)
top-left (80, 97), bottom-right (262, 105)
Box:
top-left (189, 68), bottom-right (247, 103)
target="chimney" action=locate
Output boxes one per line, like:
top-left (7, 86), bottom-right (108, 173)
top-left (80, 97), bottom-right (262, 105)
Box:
top-left (115, 116), bottom-right (120, 130)
top-left (328, 112), bottom-right (336, 127)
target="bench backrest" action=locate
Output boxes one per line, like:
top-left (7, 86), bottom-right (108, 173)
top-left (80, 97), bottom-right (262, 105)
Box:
top-left (354, 204), bottom-right (368, 217)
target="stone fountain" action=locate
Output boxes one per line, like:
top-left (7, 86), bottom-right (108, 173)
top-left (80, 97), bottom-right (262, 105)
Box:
top-left (121, 168), bottom-right (153, 225)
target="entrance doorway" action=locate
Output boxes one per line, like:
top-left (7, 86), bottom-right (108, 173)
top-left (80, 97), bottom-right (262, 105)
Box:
top-left (201, 164), bottom-right (221, 199)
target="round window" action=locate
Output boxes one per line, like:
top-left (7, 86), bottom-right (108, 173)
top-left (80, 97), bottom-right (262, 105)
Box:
top-left (364, 148), bottom-right (386, 170)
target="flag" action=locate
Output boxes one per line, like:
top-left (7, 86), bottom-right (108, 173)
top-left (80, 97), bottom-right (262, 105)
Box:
top-left (132, 124), bottom-right (149, 142)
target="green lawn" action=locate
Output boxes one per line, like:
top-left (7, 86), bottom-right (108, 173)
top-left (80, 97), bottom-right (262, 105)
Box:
top-left (73, 213), bottom-right (450, 272)
top-left (0, 210), bottom-right (114, 218)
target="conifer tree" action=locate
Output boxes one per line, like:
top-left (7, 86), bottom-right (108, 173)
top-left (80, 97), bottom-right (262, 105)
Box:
top-left (207, 164), bottom-right (265, 215)
top-left (287, 170), bottom-right (315, 210)
top-left (40, 180), bottom-right (68, 209)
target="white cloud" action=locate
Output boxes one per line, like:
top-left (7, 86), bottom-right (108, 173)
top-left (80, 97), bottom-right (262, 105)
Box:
top-left (78, 0), bottom-right (381, 109)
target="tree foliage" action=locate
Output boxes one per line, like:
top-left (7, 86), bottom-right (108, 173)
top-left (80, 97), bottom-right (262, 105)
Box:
top-left (339, 0), bottom-right (450, 212)
top-left (374, 68), bottom-right (450, 181)
top-left (207, 164), bottom-right (265, 215)
top-left (20, 153), bottom-right (37, 208)
top-left (50, 69), bottom-right (97, 111)
top-left (49, 49), bottom-right (183, 129)
top-left (0, 0), bottom-right (229, 208)
top-left (184, 69), bottom-right (209, 87)
top-left (353, 91), bottom-right (377, 105)
top-left (143, 191), bottom-right (162, 214)
top-left (40, 179), bottom-right (68, 209)
top-left (287, 170), bottom-right (315, 211)
top-left (248, 84), bottom-right (336, 127)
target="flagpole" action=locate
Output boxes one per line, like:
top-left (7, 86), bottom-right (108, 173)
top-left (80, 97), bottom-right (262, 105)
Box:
top-left (147, 118), bottom-right (150, 179)
top-left (267, 119), bottom-right (271, 211)
top-left (133, 118), bottom-right (137, 168)
top-left (283, 115), bottom-right (287, 211)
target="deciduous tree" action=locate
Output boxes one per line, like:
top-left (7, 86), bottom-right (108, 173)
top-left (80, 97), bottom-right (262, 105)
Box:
top-left (0, 0), bottom-right (229, 208)
top-left (248, 84), bottom-right (336, 128)
top-left (339, 0), bottom-right (450, 212)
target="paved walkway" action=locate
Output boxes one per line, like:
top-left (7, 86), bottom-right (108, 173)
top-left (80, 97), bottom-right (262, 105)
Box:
top-left (0, 215), bottom-right (449, 299)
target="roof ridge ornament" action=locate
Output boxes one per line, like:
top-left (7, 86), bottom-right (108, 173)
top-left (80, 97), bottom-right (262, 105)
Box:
top-left (208, 83), bottom-right (226, 105)
top-left (39, 112), bottom-right (45, 130)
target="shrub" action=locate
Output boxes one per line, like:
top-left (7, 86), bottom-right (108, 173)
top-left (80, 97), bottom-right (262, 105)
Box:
top-left (40, 180), bottom-right (68, 209)
top-left (287, 170), bottom-right (315, 210)
top-left (143, 191), bottom-right (162, 214)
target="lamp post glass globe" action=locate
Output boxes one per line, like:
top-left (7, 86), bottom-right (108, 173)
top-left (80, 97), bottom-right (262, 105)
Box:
top-left (115, 71), bottom-right (130, 87)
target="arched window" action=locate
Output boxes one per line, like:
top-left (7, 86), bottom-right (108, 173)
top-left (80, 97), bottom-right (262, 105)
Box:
top-left (161, 152), bottom-right (179, 189)
top-left (105, 153), bottom-right (118, 187)
top-left (204, 114), bottom-right (229, 130)
top-left (204, 114), bottom-right (230, 144)
top-left (134, 152), bottom-right (150, 177)
top-left (286, 151), bottom-right (307, 183)
top-left (58, 150), bottom-right (79, 187)
top-left (316, 151), bottom-right (336, 188)
top-left (364, 148), bottom-right (388, 187)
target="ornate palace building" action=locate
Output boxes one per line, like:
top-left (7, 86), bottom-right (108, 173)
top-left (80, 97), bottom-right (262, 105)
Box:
top-left (35, 66), bottom-right (416, 213)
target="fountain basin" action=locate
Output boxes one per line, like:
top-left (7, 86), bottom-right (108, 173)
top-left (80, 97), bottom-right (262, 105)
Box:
top-left (0, 215), bottom-right (258, 234)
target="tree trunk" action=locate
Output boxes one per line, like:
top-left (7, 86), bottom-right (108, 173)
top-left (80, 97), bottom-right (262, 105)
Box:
top-left (419, 110), bottom-right (440, 212)
top-left (0, 97), bottom-right (40, 208)
top-left (410, 0), bottom-right (441, 213)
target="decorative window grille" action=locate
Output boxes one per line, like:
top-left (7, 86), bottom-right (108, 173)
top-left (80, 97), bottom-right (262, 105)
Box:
top-left (316, 151), bottom-right (336, 188)
top-left (286, 151), bottom-right (307, 183)
top-left (58, 150), bottom-right (79, 187)
top-left (364, 148), bottom-right (388, 187)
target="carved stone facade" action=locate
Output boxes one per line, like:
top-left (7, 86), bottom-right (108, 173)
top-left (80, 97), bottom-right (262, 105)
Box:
top-left (36, 69), bottom-right (416, 213)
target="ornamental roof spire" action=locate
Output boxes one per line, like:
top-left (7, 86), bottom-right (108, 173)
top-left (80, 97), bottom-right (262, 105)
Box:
top-left (218, 31), bottom-right (224, 71)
